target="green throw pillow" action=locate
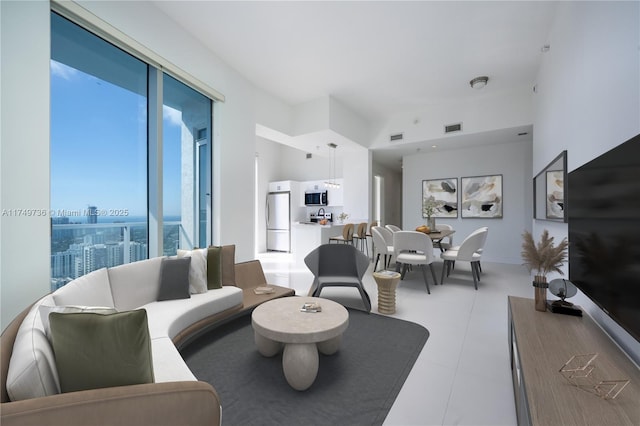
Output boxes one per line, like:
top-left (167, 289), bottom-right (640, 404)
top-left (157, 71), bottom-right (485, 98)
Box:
top-left (157, 257), bottom-right (191, 301)
top-left (207, 246), bottom-right (223, 289)
top-left (49, 309), bottom-right (154, 393)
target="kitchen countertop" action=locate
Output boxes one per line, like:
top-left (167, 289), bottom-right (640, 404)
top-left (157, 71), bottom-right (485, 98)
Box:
top-left (292, 222), bottom-right (345, 266)
top-left (295, 221), bottom-right (344, 228)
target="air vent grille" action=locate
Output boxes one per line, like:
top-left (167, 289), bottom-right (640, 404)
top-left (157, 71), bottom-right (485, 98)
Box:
top-left (389, 133), bottom-right (404, 142)
top-left (306, 153), bottom-right (312, 159)
top-left (444, 123), bottom-right (462, 133)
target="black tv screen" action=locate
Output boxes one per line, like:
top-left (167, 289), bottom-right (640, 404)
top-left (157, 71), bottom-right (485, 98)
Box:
top-left (568, 133), bottom-right (640, 343)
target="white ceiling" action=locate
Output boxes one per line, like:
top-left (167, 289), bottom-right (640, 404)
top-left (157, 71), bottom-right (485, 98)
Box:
top-left (153, 1), bottom-right (558, 170)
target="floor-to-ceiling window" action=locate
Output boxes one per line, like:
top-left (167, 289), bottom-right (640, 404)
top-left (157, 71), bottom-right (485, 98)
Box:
top-left (50, 12), bottom-right (213, 290)
top-left (163, 74), bottom-right (212, 254)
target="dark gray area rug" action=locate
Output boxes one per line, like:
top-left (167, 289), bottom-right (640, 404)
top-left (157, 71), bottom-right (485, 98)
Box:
top-left (181, 308), bottom-right (429, 426)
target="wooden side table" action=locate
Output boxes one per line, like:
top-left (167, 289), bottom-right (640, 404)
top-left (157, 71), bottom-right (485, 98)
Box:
top-left (372, 271), bottom-right (401, 314)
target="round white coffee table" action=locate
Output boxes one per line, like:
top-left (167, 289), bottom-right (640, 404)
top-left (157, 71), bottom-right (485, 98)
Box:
top-left (251, 296), bottom-right (349, 391)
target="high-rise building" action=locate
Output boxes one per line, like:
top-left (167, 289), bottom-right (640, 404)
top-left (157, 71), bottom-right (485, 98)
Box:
top-left (51, 251), bottom-right (73, 278)
top-left (107, 243), bottom-right (123, 267)
top-left (86, 205), bottom-right (98, 224)
top-left (83, 244), bottom-right (107, 274)
top-left (129, 241), bottom-right (148, 262)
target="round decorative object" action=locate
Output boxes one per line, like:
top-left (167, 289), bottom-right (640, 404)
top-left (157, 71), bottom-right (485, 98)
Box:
top-left (547, 279), bottom-right (582, 316)
top-left (549, 278), bottom-right (577, 301)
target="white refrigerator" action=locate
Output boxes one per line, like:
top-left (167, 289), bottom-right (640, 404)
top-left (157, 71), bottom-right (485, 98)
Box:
top-left (266, 191), bottom-right (291, 252)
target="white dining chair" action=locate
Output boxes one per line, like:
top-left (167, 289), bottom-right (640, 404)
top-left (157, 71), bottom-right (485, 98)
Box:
top-left (393, 231), bottom-right (438, 294)
top-left (440, 228), bottom-right (488, 290)
top-left (434, 223), bottom-right (454, 250)
top-left (449, 226), bottom-right (488, 272)
top-left (371, 226), bottom-right (394, 271)
top-left (385, 224), bottom-right (402, 233)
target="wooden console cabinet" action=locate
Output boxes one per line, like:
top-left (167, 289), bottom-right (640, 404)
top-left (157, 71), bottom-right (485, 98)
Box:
top-left (508, 296), bottom-right (640, 425)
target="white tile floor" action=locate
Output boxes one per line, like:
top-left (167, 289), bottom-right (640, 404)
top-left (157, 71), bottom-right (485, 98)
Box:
top-left (257, 251), bottom-right (533, 426)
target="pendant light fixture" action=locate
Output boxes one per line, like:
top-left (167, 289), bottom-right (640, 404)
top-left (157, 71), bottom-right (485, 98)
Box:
top-left (324, 143), bottom-right (340, 188)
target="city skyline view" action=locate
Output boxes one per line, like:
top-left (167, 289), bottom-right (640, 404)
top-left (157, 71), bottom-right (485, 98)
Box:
top-left (49, 12), bottom-right (212, 289)
top-left (50, 60), bottom-right (183, 219)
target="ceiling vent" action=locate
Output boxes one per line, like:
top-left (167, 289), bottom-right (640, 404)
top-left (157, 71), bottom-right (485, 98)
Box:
top-left (444, 123), bottom-right (462, 134)
top-left (389, 133), bottom-right (404, 143)
top-left (306, 153), bottom-right (312, 159)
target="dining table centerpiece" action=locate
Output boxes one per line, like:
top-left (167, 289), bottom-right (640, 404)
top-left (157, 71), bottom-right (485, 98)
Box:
top-left (423, 196), bottom-right (437, 231)
top-left (521, 229), bottom-right (569, 312)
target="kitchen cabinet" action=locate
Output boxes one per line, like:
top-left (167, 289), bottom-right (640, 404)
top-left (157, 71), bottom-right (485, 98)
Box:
top-left (268, 180), bottom-right (297, 192)
top-left (327, 181), bottom-right (343, 206)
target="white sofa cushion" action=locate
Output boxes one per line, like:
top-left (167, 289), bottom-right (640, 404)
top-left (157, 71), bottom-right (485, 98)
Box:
top-left (142, 286), bottom-right (243, 340)
top-left (108, 257), bottom-right (163, 311)
top-left (6, 295), bottom-right (61, 401)
top-left (177, 248), bottom-right (208, 294)
top-left (151, 337), bottom-right (197, 382)
top-left (39, 305), bottom-right (118, 339)
top-left (52, 268), bottom-right (114, 308)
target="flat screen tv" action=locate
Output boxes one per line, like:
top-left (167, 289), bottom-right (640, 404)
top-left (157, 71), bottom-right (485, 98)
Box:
top-left (568, 133), bottom-right (640, 343)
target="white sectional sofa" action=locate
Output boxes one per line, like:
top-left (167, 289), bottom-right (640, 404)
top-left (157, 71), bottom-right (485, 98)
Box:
top-left (1, 250), bottom-right (294, 426)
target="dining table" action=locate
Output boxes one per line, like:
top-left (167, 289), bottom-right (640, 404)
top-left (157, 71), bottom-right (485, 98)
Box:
top-left (415, 228), bottom-right (455, 251)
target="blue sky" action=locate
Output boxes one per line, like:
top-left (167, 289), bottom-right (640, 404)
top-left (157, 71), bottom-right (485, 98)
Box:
top-left (50, 61), bottom-right (182, 219)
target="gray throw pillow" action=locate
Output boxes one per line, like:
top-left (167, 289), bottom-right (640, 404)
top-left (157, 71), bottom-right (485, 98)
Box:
top-left (49, 309), bottom-right (154, 393)
top-left (158, 257), bottom-right (191, 301)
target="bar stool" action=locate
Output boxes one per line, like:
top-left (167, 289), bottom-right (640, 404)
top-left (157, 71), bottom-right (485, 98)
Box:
top-left (353, 222), bottom-right (369, 255)
top-left (329, 223), bottom-right (354, 245)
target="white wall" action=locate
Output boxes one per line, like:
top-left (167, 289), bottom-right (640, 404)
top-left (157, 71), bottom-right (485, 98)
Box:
top-left (1, 0), bottom-right (52, 329)
top-left (342, 149), bottom-right (371, 222)
top-left (402, 140), bottom-right (533, 264)
top-left (532, 1), bottom-right (640, 362)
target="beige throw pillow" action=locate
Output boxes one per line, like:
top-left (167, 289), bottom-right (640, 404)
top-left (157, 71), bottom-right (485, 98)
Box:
top-left (177, 248), bottom-right (208, 294)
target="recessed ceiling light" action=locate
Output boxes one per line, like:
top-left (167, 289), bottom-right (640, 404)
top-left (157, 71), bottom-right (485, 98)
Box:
top-left (470, 76), bottom-right (489, 89)
top-left (432, 145), bottom-right (437, 148)
top-left (541, 44), bottom-right (550, 53)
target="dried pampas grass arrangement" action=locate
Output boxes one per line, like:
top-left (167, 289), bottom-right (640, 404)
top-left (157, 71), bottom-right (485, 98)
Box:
top-left (521, 230), bottom-right (569, 282)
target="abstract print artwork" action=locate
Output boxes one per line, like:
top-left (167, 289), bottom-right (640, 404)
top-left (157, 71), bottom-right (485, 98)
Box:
top-left (461, 175), bottom-right (503, 218)
top-left (422, 178), bottom-right (458, 218)
top-left (546, 171), bottom-right (564, 219)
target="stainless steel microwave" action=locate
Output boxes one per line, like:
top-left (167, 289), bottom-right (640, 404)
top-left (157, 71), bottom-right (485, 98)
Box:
top-left (304, 191), bottom-right (328, 206)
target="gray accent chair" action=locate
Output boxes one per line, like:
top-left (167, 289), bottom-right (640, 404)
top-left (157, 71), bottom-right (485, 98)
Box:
top-left (305, 243), bottom-right (371, 312)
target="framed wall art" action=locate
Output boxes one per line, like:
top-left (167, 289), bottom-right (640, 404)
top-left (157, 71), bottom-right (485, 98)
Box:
top-left (534, 150), bottom-right (567, 222)
top-left (461, 174), bottom-right (503, 218)
top-left (545, 170), bottom-right (564, 219)
top-left (422, 178), bottom-right (458, 218)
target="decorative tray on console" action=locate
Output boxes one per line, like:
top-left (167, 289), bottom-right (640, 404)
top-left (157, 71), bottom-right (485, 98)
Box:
top-left (253, 286), bottom-right (275, 295)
